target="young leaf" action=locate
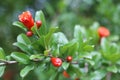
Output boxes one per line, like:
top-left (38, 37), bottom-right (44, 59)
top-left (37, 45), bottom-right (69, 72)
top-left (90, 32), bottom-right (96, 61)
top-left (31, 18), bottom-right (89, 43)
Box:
top-left (60, 41), bottom-right (78, 56)
top-left (0, 47), bottom-right (5, 60)
top-left (83, 45), bottom-right (94, 52)
top-left (62, 62), bottom-right (70, 70)
top-left (74, 25), bottom-right (86, 39)
top-left (13, 42), bottom-right (32, 54)
top-left (20, 65), bottom-right (34, 78)
top-left (45, 27), bottom-right (59, 47)
top-left (11, 52), bottom-right (30, 64)
top-left (51, 32), bottom-right (68, 46)
top-left (35, 10), bottom-right (47, 35)
top-left (13, 21), bottom-right (27, 31)
top-left (0, 66), bottom-right (6, 77)
top-left (17, 34), bottom-right (31, 45)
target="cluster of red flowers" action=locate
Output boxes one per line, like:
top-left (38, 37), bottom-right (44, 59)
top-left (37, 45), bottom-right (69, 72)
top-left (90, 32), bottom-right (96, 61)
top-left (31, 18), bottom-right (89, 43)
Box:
top-left (18, 11), bottom-right (42, 37)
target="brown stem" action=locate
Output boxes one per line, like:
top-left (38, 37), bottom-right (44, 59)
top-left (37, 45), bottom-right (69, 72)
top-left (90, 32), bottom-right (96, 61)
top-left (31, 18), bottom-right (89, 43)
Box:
top-left (0, 59), bottom-right (44, 66)
top-left (0, 60), bottom-right (17, 66)
top-left (106, 72), bottom-right (112, 80)
top-left (84, 63), bottom-right (88, 73)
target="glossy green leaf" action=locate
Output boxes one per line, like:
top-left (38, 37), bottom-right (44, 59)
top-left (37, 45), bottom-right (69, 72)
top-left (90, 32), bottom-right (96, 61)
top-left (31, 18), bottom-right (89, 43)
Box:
top-left (88, 70), bottom-right (106, 80)
top-left (74, 25), bottom-right (86, 39)
top-left (51, 32), bottom-right (68, 46)
top-left (17, 34), bottom-right (31, 45)
top-left (62, 62), bottom-right (70, 70)
top-left (60, 41), bottom-right (78, 56)
top-left (45, 27), bottom-right (59, 47)
top-left (0, 66), bottom-right (6, 77)
top-left (13, 21), bottom-right (27, 31)
top-left (83, 45), bottom-right (94, 52)
top-left (30, 54), bottom-right (44, 60)
top-left (20, 65), bottom-right (34, 78)
top-left (35, 10), bottom-right (47, 35)
top-left (11, 52), bottom-right (30, 64)
top-left (13, 42), bottom-right (32, 54)
top-left (0, 47), bottom-right (5, 60)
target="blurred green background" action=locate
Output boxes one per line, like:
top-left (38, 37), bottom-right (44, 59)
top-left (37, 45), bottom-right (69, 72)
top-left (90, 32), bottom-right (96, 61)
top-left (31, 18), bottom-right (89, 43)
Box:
top-left (0, 0), bottom-right (120, 53)
top-left (0, 0), bottom-right (120, 79)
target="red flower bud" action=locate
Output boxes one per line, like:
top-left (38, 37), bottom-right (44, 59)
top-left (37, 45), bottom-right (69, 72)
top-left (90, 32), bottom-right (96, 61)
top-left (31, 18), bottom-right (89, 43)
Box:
top-left (26, 31), bottom-right (33, 37)
top-left (36, 20), bottom-right (42, 29)
top-left (18, 11), bottom-right (34, 30)
top-left (66, 56), bottom-right (72, 62)
top-left (63, 71), bottom-right (70, 78)
top-left (51, 57), bottom-right (62, 67)
top-left (98, 27), bottom-right (110, 38)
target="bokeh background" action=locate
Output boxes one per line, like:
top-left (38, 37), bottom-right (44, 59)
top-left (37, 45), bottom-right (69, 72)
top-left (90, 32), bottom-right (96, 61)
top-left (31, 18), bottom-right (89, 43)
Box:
top-left (0, 0), bottom-right (120, 80)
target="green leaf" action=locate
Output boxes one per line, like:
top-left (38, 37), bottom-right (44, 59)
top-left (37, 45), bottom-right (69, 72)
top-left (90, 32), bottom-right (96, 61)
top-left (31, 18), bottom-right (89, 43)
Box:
top-left (17, 34), bottom-right (31, 45)
top-left (13, 42), bottom-right (32, 54)
top-left (32, 36), bottom-right (45, 48)
top-left (30, 54), bottom-right (44, 60)
top-left (89, 69), bottom-right (106, 80)
top-left (0, 66), bottom-right (6, 77)
top-left (68, 65), bottom-right (81, 77)
top-left (20, 65), bottom-right (34, 78)
top-left (62, 62), bottom-right (70, 70)
top-left (74, 25), bottom-right (86, 52)
top-left (107, 65), bottom-right (117, 73)
top-left (45, 27), bottom-right (59, 47)
top-left (83, 45), bottom-right (94, 52)
top-left (51, 32), bottom-right (68, 46)
top-left (101, 39), bottom-right (120, 62)
top-left (74, 25), bottom-right (86, 39)
top-left (13, 21), bottom-right (27, 31)
top-left (59, 41), bottom-right (78, 56)
top-left (35, 10), bottom-right (47, 35)
top-left (0, 47), bottom-right (5, 60)
top-left (101, 38), bottom-right (108, 52)
top-left (11, 52), bottom-right (30, 64)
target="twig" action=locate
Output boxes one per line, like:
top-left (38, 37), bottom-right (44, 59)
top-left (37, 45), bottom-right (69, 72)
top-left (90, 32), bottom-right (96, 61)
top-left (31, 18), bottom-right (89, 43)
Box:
top-left (0, 59), bottom-right (44, 66)
top-left (106, 72), bottom-right (112, 80)
top-left (0, 60), bottom-right (17, 66)
top-left (84, 63), bottom-right (88, 73)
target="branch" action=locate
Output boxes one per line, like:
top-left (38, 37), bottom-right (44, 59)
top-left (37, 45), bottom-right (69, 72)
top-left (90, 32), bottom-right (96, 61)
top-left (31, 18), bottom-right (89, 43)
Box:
top-left (0, 60), bottom-right (17, 66)
top-left (0, 59), bottom-right (43, 66)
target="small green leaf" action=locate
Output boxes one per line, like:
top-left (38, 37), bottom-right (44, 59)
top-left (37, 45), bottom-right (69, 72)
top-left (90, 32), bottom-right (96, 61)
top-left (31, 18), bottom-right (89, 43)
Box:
top-left (51, 32), bottom-right (68, 46)
top-left (17, 34), bottom-right (31, 45)
top-left (13, 21), bottom-right (27, 31)
top-left (74, 25), bottom-right (86, 39)
top-left (35, 10), bottom-right (47, 35)
top-left (60, 41), bottom-right (78, 56)
top-left (0, 47), bottom-right (5, 60)
top-left (45, 27), bottom-right (59, 47)
top-left (13, 42), bottom-right (32, 54)
top-left (107, 65), bottom-right (117, 73)
top-left (0, 66), bottom-right (6, 77)
top-left (20, 65), bottom-right (34, 78)
top-left (44, 49), bottom-right (50, 56)
top-left (30, 54), bottom-right (44, 60)
top-left (62, 62), bottom-right (70, 70)
top-left (83, 45), bottom-right (94, 52)
top-left (89, 69), bottom-right (106, 80)
top-left (11, 52), bottom-right (30, 64)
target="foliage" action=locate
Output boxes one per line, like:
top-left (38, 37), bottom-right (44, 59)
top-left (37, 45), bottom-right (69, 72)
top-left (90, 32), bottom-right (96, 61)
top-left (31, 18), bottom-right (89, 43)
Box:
top-left (0, 10), bottom-right (120, 80)
top-left (0, 0), bottom-right (120, 80)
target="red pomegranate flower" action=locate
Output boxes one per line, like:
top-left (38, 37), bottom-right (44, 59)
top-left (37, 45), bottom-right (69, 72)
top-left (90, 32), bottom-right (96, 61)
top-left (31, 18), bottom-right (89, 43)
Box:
top-left (98, 27), bottom-right (110, 38)
top-left (18, 11), bottom-right (34, 30)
